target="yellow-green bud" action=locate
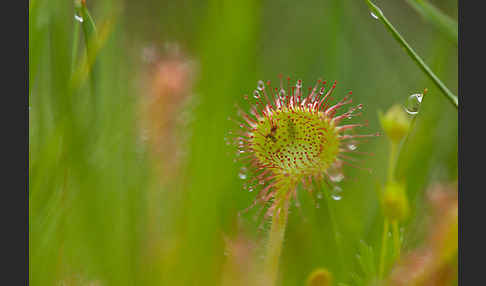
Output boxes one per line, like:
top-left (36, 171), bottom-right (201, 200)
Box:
top-left (378, 105), bottom-right (410, 144)
top-left (306, 268), bottom-right (333, 286)
top-left (382, 181), bottom-right (409, 222)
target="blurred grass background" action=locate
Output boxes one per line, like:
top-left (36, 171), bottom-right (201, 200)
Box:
top-left (29, 0), bottom-right (457, 285)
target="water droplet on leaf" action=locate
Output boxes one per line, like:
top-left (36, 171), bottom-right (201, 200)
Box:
top-left (404, 93), bottom-right (423, 115)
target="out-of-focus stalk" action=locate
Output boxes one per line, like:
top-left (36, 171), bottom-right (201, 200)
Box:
top-left (379, 218), bottom-right (389, 279)
top-left (405, 0), bottom-right (457, 44)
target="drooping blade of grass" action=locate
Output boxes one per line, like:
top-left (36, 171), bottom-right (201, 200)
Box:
top-left (364, 0), bottom-right (458, 108)
top-left (74, 0), bottom-right (99, 98)
top-left (405, 0), bottom-right (457, 44)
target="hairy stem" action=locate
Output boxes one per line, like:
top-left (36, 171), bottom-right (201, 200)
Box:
top-left (365, 0), bottom-right (458, 108)
top-left (263, 200), bottom-right (289, 286)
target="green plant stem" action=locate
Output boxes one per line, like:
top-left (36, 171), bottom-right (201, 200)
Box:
top-left (388, 142), bottom-right (403, 263)
top-left (388, 142), bottom-right (397, 182)
top-left (392, 220), bottom-right (401, 260)
top-left (364, 0), bottom-right (458, 108)
top-left (263, 200), bottom-right (289, 286)
top-left (378, 218), bottom-right (389, 279)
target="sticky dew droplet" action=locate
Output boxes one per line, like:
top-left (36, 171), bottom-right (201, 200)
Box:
top-left (331, 186), bottom-right (343, 201)
top-left (253, 90), bottom-right (260, 99)
top-left (257, 80), bottom-right (265, 91)
top-left (238, 167), bottom-right (248, 180)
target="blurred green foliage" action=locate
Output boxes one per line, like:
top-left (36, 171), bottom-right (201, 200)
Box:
top-left (29, 0), bottom-right (457, 285)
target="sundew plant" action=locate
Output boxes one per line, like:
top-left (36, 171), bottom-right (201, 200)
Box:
top-left (29, 0), bottom-right (458, 286)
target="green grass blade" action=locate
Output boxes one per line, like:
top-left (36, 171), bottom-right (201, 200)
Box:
top-left (74, 0), bottom-right (99, 98)
top-left (71, 20), bottom-right (81, 72)
top-left (70, 19), bottom-right (113, 92)
top-left (405, 0), bottom-right (457, 44)
top-left (364, 0), bottom-right (458, 108)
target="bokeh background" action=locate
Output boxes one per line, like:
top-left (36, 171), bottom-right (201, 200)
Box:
top-left (29, 0), bottom-right (458, 285)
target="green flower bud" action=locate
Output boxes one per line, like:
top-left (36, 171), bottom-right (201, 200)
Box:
top-left (382, 181), bottom-right (409, 222)
top-left (306, 268), bottom-right (333, 286)
top-left (378, 105), bottom-right (410, 144)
